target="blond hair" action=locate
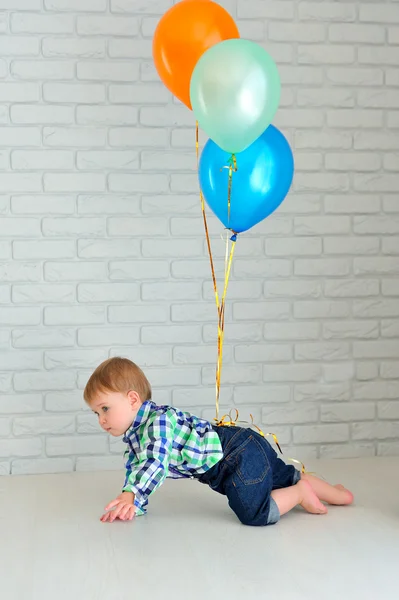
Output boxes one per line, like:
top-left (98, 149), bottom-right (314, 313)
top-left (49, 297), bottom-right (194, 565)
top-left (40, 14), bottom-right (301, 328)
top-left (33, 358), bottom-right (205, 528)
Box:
top-left (84, 357), bottom-right (152, 405)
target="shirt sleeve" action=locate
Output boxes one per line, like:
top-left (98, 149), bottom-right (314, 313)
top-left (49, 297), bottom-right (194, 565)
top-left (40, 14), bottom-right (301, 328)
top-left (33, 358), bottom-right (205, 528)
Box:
top-left (122, 410), bottom-right (177, 515)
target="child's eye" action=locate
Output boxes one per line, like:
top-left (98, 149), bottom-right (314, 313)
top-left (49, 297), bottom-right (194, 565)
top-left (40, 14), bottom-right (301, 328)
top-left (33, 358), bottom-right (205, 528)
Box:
top-left (102, 407), bottom-right (109, 413)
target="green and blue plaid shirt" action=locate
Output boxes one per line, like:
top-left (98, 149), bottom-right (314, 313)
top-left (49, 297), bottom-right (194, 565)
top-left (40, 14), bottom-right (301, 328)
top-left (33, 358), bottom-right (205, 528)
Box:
top-left (122, 400), bottom-right (223, 515)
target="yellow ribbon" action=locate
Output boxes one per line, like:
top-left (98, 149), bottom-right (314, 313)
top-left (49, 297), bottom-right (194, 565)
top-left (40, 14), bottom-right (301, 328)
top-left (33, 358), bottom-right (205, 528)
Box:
top-left (214, 409), bottom-right (307, 474)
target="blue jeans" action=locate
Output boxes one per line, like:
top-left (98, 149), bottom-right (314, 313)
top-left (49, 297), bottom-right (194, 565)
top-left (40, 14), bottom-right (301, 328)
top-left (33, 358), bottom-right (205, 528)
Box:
top-left (197, 426), bottom-right (300, 526)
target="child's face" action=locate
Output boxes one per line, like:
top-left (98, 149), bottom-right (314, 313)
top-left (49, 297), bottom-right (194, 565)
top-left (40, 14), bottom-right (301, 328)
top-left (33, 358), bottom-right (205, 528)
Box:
top-left (89, 390), bottom-right (142, 437)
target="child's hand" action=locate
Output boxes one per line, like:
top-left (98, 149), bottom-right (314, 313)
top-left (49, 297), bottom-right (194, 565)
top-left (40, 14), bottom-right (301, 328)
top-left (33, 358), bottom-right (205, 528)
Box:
top-left (101, 491), bottom-right (136, 523)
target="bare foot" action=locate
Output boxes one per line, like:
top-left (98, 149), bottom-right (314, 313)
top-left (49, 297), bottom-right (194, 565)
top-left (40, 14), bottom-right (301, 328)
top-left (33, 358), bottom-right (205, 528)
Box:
top-left (298, 480), bottom-right (328, 515)
top-left (333, 484), bottom-right (354, 505)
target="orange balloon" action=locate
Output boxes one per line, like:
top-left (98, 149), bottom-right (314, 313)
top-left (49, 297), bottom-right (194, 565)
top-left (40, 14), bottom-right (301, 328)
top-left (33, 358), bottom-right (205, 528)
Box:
top-left (153, 0), bottom-right (239, 109)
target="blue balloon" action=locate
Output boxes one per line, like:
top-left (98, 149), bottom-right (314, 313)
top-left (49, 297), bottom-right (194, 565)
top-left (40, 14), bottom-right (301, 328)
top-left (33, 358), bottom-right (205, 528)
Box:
top-left (199, 125), bottom-right (294, 234)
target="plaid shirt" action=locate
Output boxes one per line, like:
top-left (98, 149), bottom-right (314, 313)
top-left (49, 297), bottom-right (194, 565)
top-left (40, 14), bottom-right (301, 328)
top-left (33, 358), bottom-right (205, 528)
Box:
top-left (122, 400), bottom-right (223, 515)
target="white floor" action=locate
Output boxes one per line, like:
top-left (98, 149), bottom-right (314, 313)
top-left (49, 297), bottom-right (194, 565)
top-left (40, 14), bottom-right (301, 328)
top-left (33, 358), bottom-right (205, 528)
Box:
top-left (1, 458), bottom-right (399, 600)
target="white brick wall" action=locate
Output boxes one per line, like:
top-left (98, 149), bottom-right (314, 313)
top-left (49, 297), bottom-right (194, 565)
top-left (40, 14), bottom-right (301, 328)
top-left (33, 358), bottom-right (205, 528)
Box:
top-left (0, 0), bottom-right (399, 475)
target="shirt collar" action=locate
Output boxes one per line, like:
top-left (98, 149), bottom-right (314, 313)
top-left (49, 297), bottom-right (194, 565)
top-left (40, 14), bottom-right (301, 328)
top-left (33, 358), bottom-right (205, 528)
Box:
top-left (123, 400), bottom-right (154, 442)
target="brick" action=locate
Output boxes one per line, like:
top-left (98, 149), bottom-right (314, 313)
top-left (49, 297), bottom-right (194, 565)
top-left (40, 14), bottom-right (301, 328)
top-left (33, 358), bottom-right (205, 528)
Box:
top-left (379, 401), bottom-right (399, 420)
top-left (45, 261), bottom-right (107, 282)
top-left (78, 327), bottom-right (139, 347)
top-left (354, 382), bottom-right (399, 401)
top-left (359, 47), bottom-right (399, 66)
top-left (44, 173), bottom-right (105, 193)
top-left (354, 216), bottom-right (399, 234)
top-left (45, 0), bottom-right (107, 11)
top-left (0, 36), bottom-right (39, 56)
top-left (352, 422), bottom-right (399, 442)
top-left (0, 126), bottom-right (40, 146)
top-left (326, 153), bottom-right (380, 172)
top-left (234, 385), bottom-right (291, 405)
top-left (295, 130), bottom-right (352, 150)
top-left (11, 61), bottom-right (75, 81)
top-left (0, 218), bottom-right (41, 238)
top-left (11, 13), bottom-right (74, 34)
top-left (45, 391), bottom-right (90, 412)
top-left (78, 62), bottom-right (139, 82)
top-left (46, 435), bottom-right (107, 457)
top-left (268, 22), bottom-right (325, 43)
top-left (142, 282), bottom-right (201, 302)
top-left (384, 153), bottom-right (399, 172)
top-left (294, 424), bottom-right (349, 444)
top-left (382, 280), bottom-right (399, 296)
top-left (354, 300), bottom-right (399, 319)
top-left (142, 239), bottom-right (202, 259)
top-left (109, 84), bottom-right (169, 104)
top-left (141, 325), bottom-right (201, 345)
top-left (109, 346), bottom-right (171, 368)
top-left (329, 24), bottom-right (384, 44)
top-left (77, 16), bottom-right (139, 36)
top-left (263, 323), bottom-right (320, 341)
top-left (235, 344), bottom-right (292, 363)
top-left (77, 106), bottom-right (137, 126)
top-left (389, 28), bottom-right (399, 45)
top-left (139, 368), bottom-right (200, 389)
top-left (43, 84), bottom-right (105, 104)
top-left (383, 196), bottom-right (399, 212)
top-left (323, 362), bottom-right (354, 383)
top-left (262, 406), bottom-right (318, 426)
top-left (12, 150), bottom-right (74, 171)
top-left (173, 387), bottom-right (227, 408)
top-left (355, 132), bottom-right (399, 150)
top-left (76, 413), bottom-right (100, 434)
top-left (0, 438), bottom-right (42, 458)
top-left (11, 105), bottom-right (74, 125)
top-left (264, 280), bottom-right (322, 299)
top-left (0, 307), bottom-right (40, 326)
top-left (355, 258), bottom-right (399, 276)
top-left (13, 240), bottom-right (75, 260)
top-left (327, 109), bottom-right (383, 129)
top-left (43, 218), bottom-right (104, 238)
top-left (78, 195), bottom-right (140, 215)
top-left (203, 365), bottom-right (261, 386)
top-left (142, 151), bottom-right (196, 172)
top-left (173, 345), bottom-right (231, 366)
top-left (171, 302), bottom-right (222, 324)
top-left (78, 283), bottom-right (139, 303)
top-left (295, 342), bottom-right (350, 362)
top-left (45, 349), bottom-right (106, 370)
top-left (294, 173), bottom-right (350, 193)
top-left (320, 444), bottom-right (375, 459)
top-left (171, 260), bottom-right (225, 281)
top-left (0, 395), bottom-right (42, 414)
top-left (295, 258), bottom-right (351, 277)
top-left (12, 458), bottom-right (73, 475)
top-left (235, 19), bottom-right (264, 41)
top-left (354, 341), bottom-right (399, 359)
top-left (109, 260), bottom-right (169, 281)
top-left (0, 286), bottom-right (10, 303)
top-left (13, 284), bottom-right (75, 304)
top-left (298, 45), bottom-right (355, 65)
top-left (108, 305), bottom-right (168, 324)
top-left (109, 173), bottom-right (168, 193)
top-left (14, 370), bottom-right (76, 392)
top-left (323, 321), bottom-right (379, 340)
top-left (324, 237), bottom-right (379, 255)
top-left (238, 0), bottom-right (294, 19)
top-left (76, 456), bottom-right (123, 471)
top-left (279, 66), bottom-right (324, 86)
top-left (0, 0), bottom-right (41, 7)
top-left (0, 374), bottom-right (12, 393)
top-left (0, 418), bottom-right (10, 436)
top-left (328, 68), bottom-right (383, 87)
top-left (381, 320), bottom-right (399, 338)
top-left (297, 88), bottom-right (354, 108)
top-left (109, 39), bottom-right (152, 58)
top-left (12, 328), bottom-right (75, 348)
top-left (108, 217), bottom-right (166, 238)
top-left (356, 362), bottom-right (379, 381)
top-left (109, 127), bottom-right (168, 148)
top-left (294, 153), bottom-right (323, 172)
top-left (325, 195), bottom-right (380, 214)
top-left (78, 239), bottom-right (140, 259)
top-left (359, 5), bottom-right (399, 24)
top-left (264, 364), bottom-right (321, 383)
top-left (298, 2), bottom-right (356, 22)
top-left (14, 416), bottom-right (75, 436)
top-left (265, 237), bottom-right (322, 257)
top-left (378, 443), bottom-right (399, 457)
top-left (140, 106), bottom-right (192, 127)
top-left (45, 306), bottom-right (104, 326)
top-left (325, 280), bottom-right (379, 298)
top-left (43, 127), bottom-right (106, 148)
top-left (0, 174), bottom-right (41, 193)
top-left (358, 90), bottom-right (399, 109)
top-left (234, 259), bottom-right (291, 279)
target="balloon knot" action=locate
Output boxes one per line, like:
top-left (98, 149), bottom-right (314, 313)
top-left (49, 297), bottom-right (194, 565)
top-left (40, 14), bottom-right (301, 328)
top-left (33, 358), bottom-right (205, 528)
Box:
top-left (230, 232), bottom-right (238, 242)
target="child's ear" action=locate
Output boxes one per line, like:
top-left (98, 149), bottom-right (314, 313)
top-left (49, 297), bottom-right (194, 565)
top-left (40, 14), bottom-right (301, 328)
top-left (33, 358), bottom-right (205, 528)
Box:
top-left (127, 390), bottom-right (142, 410)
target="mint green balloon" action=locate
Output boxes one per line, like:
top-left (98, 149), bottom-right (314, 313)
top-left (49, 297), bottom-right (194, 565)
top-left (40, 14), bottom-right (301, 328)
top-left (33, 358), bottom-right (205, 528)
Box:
top-left (190, 39), bottom-right (281, 154)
